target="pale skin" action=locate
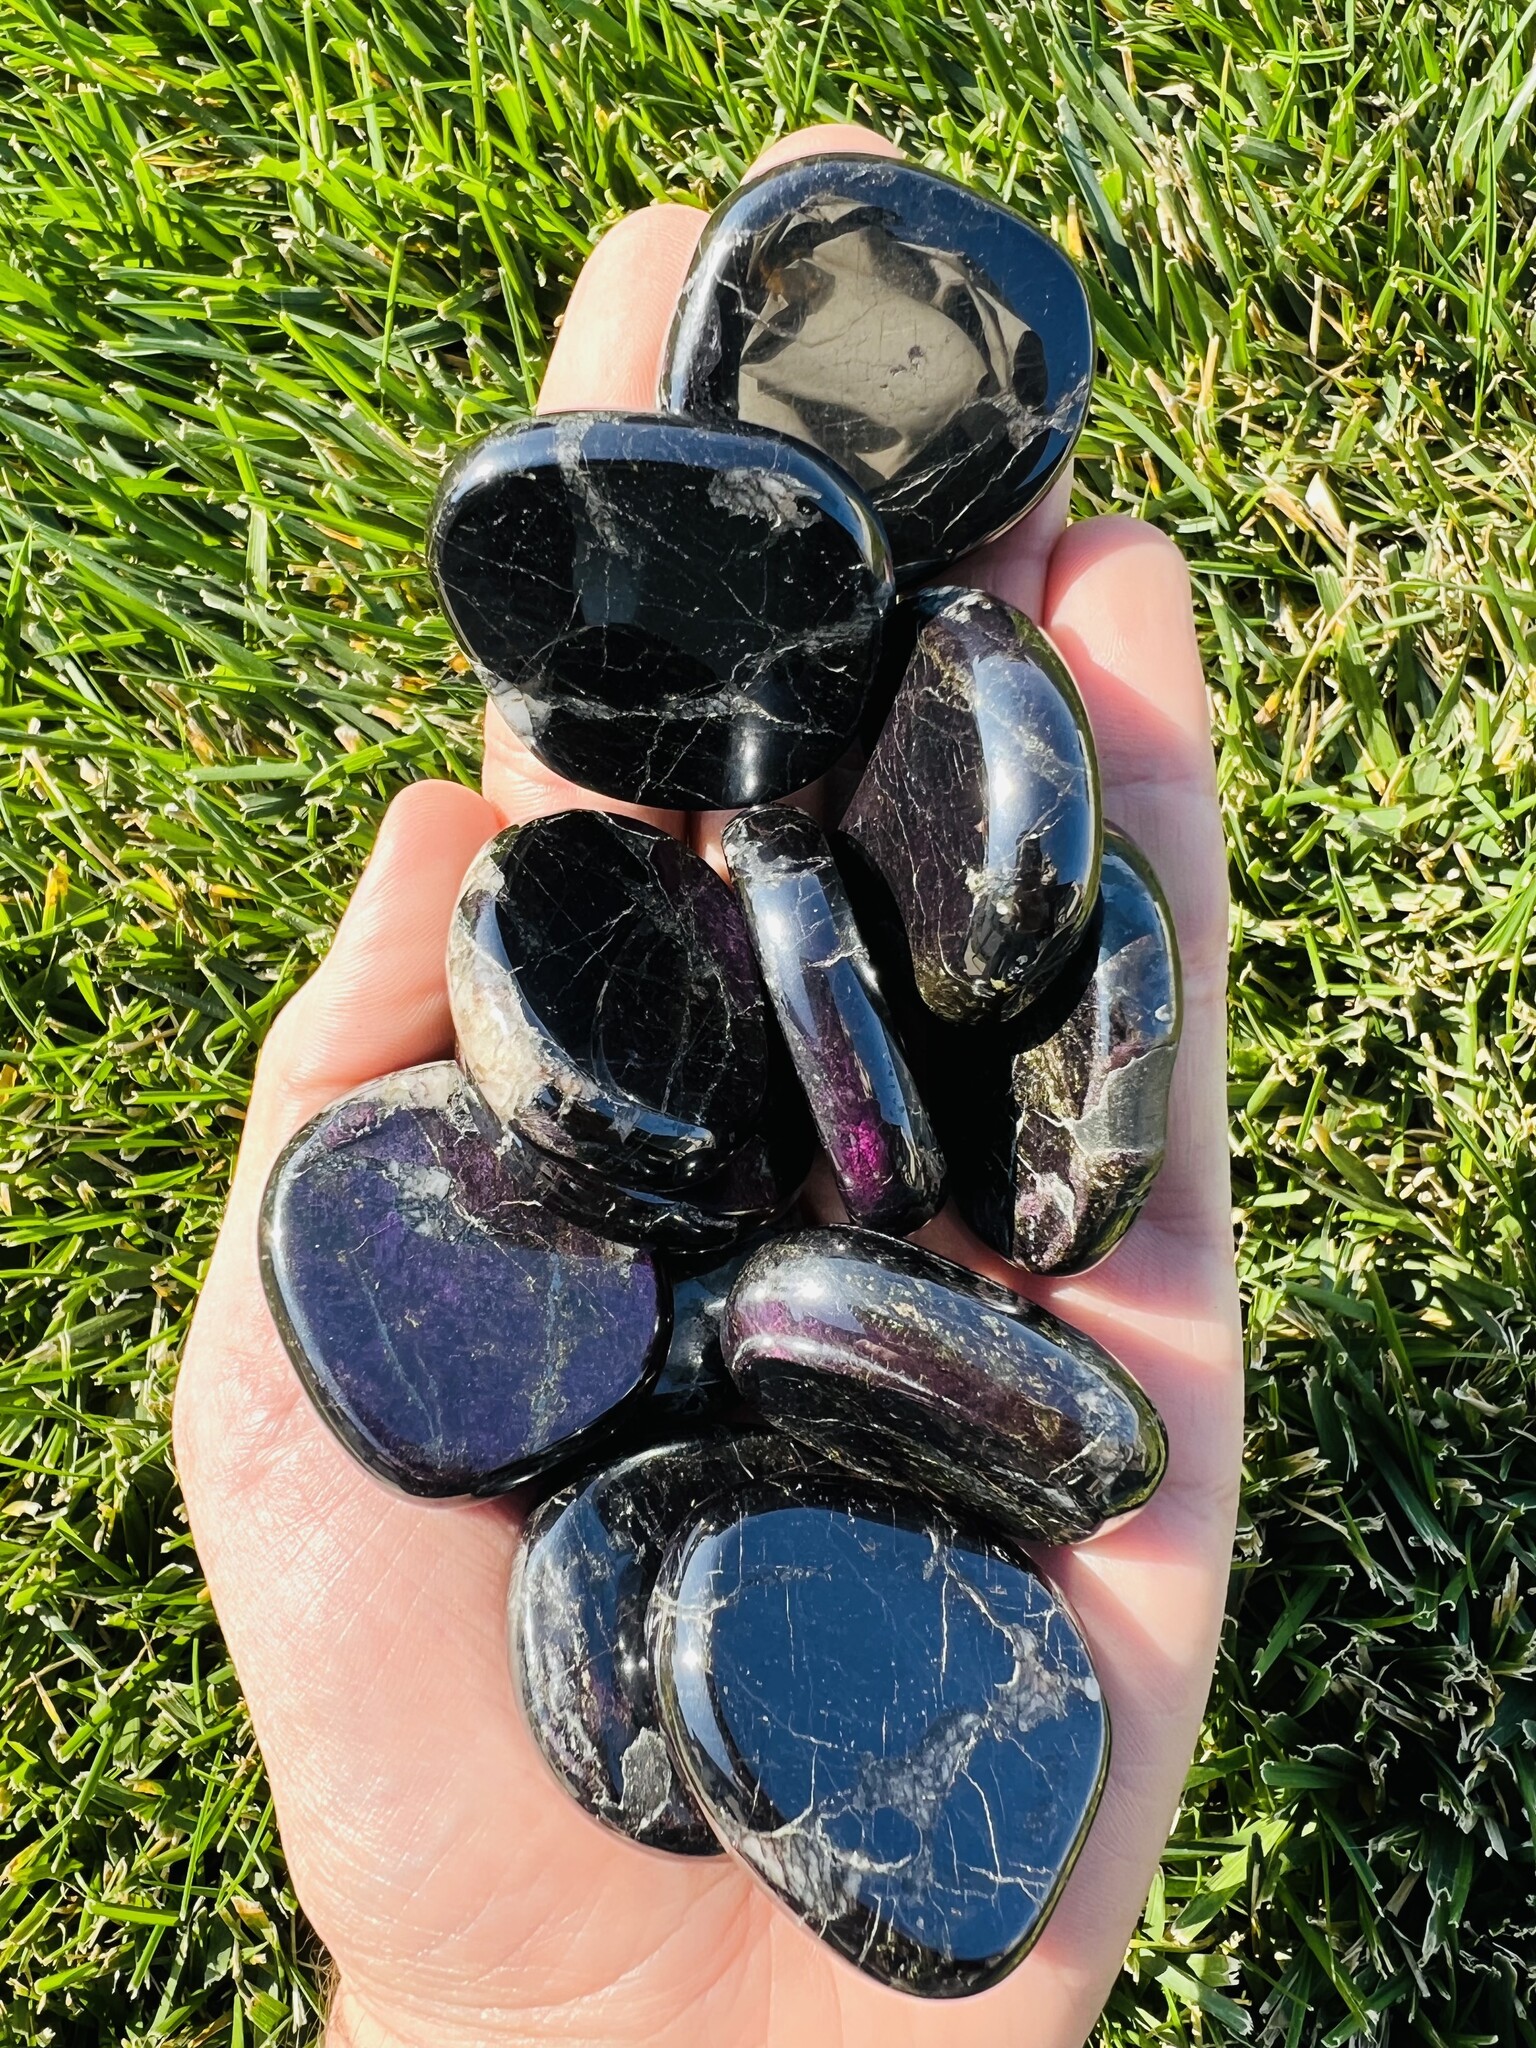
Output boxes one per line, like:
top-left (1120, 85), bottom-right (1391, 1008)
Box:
top-left (174, 125), bottom-right (1243, 2048)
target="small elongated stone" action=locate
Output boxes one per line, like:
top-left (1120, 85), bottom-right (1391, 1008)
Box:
top-left (649, 1480), bottom-right (1108, 1995)
top-left (511, 1433), bottom-right (815, 1854)
top-left (933, 829), bottom-right (1181, 1274)
top-left (722, 1226), bottom-right (1164, 1541)
top-left (450, 813), bottom-right (768, 1191)
top-left (259, 1064), bottom-right (669, 1497)
top-left (661, 155), bottom-right (1093, 583)
top-left (841, 587), bottom-right (1101, 1024)
top-left (722, 805), bottom-right (946, 1236)
top-left (429, 411), bottom-right (893, 808)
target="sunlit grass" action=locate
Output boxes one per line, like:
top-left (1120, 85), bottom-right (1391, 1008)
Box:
top-left (2, 0), bottom-right (1534, 2040)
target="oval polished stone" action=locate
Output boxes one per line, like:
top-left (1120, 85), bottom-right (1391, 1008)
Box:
top-left (722, 1226), bottom-right (1165, 1541)
top-left (511, 1433), bottom-right (816, 1855)
top-left (450, 813), bottom-right (768, 1191)
top-left (428, 411), bottom-right (894, 808)
top-left (722, 805), bottom-right (946, 1235)
top-left (649, 1481), bottom-right (1108, 1995)
top-left (661, 155), bottom-right (1094, 583)
top-left (841, 587), bottom-right (1101, 1023)
top-left (259, 1064), bottom-right (669, 1497)
top-left (935, 829), bottom-right (1181, 1274)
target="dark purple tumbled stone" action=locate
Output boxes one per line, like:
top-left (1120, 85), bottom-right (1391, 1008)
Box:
top-left (449, 812), bottom-right (768, 1192)
top-left (259, 1063), bottom-right (669, 1497)
top-left (841, 587), bottom-right (1101, 1024)
top-left (930, 828), bottom-right (1181, 1274)
top-left (721, 1225), bottom-right (1165, 1542)
top-left (721, 805), bottom-right (946, 1236)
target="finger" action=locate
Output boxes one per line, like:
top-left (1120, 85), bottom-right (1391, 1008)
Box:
top-left (537, 202), bottom-right (708, 415)
top-left (745, 122), bottom-right (903, 176)
top-left (953, 459), bottom-right (1075, 626)
top-left (1039, 514), bottom-right (1230, 1256)
top-left (478, 204), bottom-right (709, 837)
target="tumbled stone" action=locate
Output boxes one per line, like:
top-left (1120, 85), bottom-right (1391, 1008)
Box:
top-left (259, 1064), bottom-right (669, 1497)
top-left (450, 813), bottom-right (767, 1191)
top-left (648, 1221), bottom-right (802, 1418)
top-left (516, 1115), bottom-right (810, 1259)
top-left (650, 1480), bottom-right (1108, 1995)
top-left (511, 1432), bottom-right (815, 1854)
top-left (934, 828), bottom-right (1181, 1274)
top-left (841, 587), bottom-right (1101, 1024)
top-left (722, 1226), bottom-right (1164, 1541)
top-left (722, 805), bottom-right (946, 1235)
top-left (428, 411), bottom-right (893, 808)
top-left (661, 155), bottom-right (1093, 583)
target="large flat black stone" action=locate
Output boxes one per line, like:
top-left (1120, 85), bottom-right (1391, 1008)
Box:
top-left (649, 1480), bottom-right (1109, 1994)
top-left (661, 156), bottom-right (1093, 583)
top-left (429, 411), bottom-right (893, 807)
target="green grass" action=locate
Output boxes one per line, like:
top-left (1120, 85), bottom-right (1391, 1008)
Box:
top-left (1, 0), bottom-right (1534, 2040)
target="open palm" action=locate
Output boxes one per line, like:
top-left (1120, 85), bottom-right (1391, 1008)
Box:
top-left (175, 125), bottom-right (1242, 2048)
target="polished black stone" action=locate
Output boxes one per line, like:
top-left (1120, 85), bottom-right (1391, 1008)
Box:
top-left (722, 805), bottom-right (945, 1235)
top-left (842, 587), bottom-right (1101, 1023)
top-left (449, 813), bottom-right (767, 1191)
top-left (649, 1480), bottom-right (1108, 1994)
top-left (649, 1221), bottom-right (802, 1418)
top-left (661, 156), bottom-right (1094, 584)
top-left (429, 411), bottom-right (894, 808)
top-left (723, 1226), bottom-right (1165, 1542)
top-left (259, 1064), bottom-right (669, 1497)
top-left (511, 1432), bottom-right (817, 1854)
top-left (937, 829), bottom-right (1181, 1274)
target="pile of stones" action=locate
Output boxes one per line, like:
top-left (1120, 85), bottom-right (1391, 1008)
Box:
top-left (259, 154), bottom-right (1182, 1999)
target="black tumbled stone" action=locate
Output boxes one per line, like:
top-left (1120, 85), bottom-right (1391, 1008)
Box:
top-left (259, 1064), bottom-right (669, 1497)
top-left (722, 805), bottom-right (946, 1236)
top-left (649, 1480), bottom-right (1108, 1995)
top-left (661, 156), bottom-right (1093, 583)
top-left (722, 1226), bottom-right (1165, 1542)
top-left (648, 1221), bottom-right (802, 1418)
top-left (842, 587), bottom-right (1101, 1024)
top-left (449, 813), bottom-right (767, 1191)
top-left (428, 411), bottom-right (893, 808)
top-left (510, 1432), bottom-right (816, 1854)
top-left (934, 828), bottom-right (1181, 1274)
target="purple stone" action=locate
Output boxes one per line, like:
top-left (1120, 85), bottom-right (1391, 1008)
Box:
top-left (721, 1226), bottom-right (1165, 1542)
top-left (722, 805), bottom-right (945, 1236)
top-left (260, 1063), bottom-right (669, 1497)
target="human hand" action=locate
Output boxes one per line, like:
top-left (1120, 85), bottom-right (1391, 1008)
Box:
top-left (174, 123), bottom-right (1242, 2048)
